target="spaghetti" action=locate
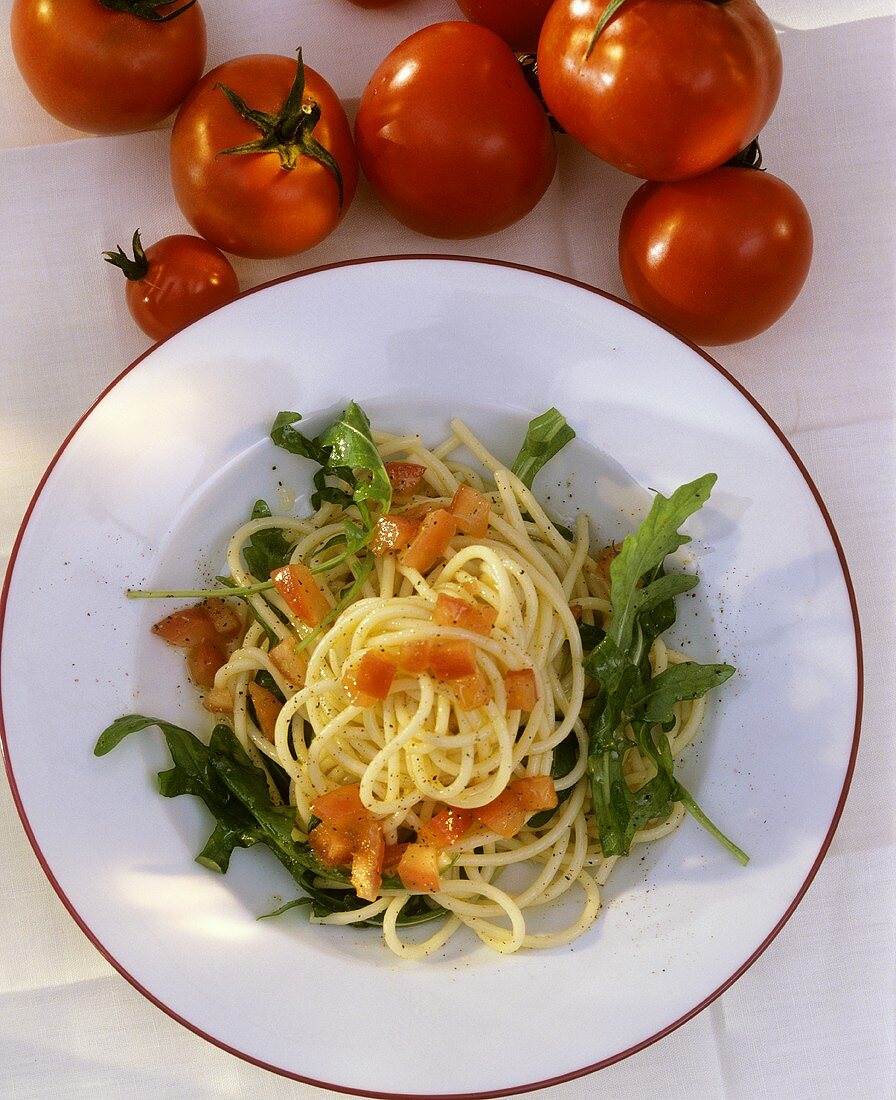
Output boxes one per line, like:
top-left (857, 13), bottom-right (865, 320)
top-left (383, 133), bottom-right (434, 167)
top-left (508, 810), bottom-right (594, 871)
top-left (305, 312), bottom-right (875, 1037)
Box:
top-left (176, 415), bottom-right (714, 957)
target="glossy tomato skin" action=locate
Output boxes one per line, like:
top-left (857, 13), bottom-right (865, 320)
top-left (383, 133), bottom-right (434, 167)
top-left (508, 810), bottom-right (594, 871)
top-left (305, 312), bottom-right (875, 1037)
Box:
top-left (538, 0), bottom-right (782, 180)
top-left (618, 168), bottom-right (813, 345)
top-left (355, 22), bottom-right (557, 239)
top-left (170, 55), bottom-right (358, 259)
top-left (454, 0), bottom-right (554, 53)
top-left (10, 0), bottom-right (206, 134)
top-left (123, 235), bottom-right (240, 341)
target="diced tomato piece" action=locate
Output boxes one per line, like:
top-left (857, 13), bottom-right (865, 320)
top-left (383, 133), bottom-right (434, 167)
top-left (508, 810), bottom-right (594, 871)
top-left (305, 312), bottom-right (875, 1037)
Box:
top-left (385, 461), bottom-right (426, 498)
top-left (455, 670), bottom-right (491, 711)
top-left (396, 640), bottom-right (432, 674)
top-left (308, 821), bottom-right (355, 868)
top-left (248, 681), bottom-right (282, 742)
top-left (186, 639), bottom-right (226, 688)
top-left (475, 787), bottom-right (528, 838)
top-left (270, 563), bottom-right (330, 627)
top-left (399, 509), bottom-right (457, 573)
top-left (433, 592), bottom-right (496, 636)
top-left (511, 776), bottom-right (558, 813)
top-left (201, 685), bottom-right (233, 713)
top-left (428, 638), bottom-right (477, 681)
top-left (312, 783), bottom-right (368, 829)
top-left (383, 842), bottom-right (408, 872)
top-left (269, 638), bottom-right (307, 688)
top-left (369, 514), bottom-right (421, 556)
top-left (203, 597), bottom-right (242, 639)
top-left (449, 483), bottom-right (491, 537)
top-left (152, 604), bottom-right (219, 647)
top-left (504, 667), bottom-right (539, 711)
top-left (475, 777), bottom-right (558, 838)
top-left (396, 843), bottom-right (441, 893)
top-left (343, 651), bottom-right (397, 706)
top-left (418, 805), bottom-right (475, 849)
top-left (351, 819), bottom-right (386, 902)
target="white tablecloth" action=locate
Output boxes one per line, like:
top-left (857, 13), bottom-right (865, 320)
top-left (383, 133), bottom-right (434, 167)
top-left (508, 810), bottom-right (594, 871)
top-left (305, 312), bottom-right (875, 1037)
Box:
top-left (1, 1), bottom-right (893, 1096)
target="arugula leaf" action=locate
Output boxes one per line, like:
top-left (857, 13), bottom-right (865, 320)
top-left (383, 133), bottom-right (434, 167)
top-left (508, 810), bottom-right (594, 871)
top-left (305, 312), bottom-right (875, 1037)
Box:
top-left (511, 408), bottom-right (576, 489)
top-left (95, 716), bottom-right (330, 878)
top-left (271, 402), bottom-right (392, 571)
top-left (95, 714), bottom-right (451, 928)
top-left (582, 476), bottom-right (747, 865)
top-left (242, 499), bottom-right (294, 580)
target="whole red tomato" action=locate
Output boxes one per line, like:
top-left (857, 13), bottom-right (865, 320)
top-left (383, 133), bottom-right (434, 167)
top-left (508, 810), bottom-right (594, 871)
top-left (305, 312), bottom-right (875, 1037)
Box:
top-left (354, 22), bottom-right (557, 238)
top-left (618, 165), bottom-right (813, 345)
top-left (10, 0), bottom-right (206, 134)
top-left (454, 0), bottom-right (554, 53)
top-left (170, 52), bottom-right (358, 259)
top-left (103, 230), bottom-right (240, 341)
top-left (537, 0), bottom-right (782, 180)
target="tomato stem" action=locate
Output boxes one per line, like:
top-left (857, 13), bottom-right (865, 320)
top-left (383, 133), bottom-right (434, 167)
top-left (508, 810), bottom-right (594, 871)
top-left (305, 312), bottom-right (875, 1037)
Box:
top-left (725, 137), bottom-right (764, 170)
top-left (97, 0), bottom-right (198, 22)
top-left (516, 54), bottom-right (565, 133)
top-left (102, 229), bottom-right (149, 282)
top-left (215, 48), bottom-right (344, 211)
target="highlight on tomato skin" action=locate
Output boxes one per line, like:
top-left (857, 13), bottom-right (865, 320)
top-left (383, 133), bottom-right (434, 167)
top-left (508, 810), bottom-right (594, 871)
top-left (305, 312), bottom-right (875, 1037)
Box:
top-left (618, 165), bottom-right (814, 346)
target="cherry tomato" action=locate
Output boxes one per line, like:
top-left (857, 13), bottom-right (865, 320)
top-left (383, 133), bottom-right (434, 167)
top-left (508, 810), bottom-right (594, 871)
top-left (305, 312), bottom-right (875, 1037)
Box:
top-left (170, 51), bottom-right (358, 259)
top-left (454, 0), bottom-right (554, 53)
top-left (10, 0), bottom-right (206, 134)
top-left (537, 0), bottom-right (782, 180)
top-left (618, 166), bottom-right (813, 345)
top-left (103, 230), bottom-right (240, 341)
top-left (354, 22), bottom-right (557, 238)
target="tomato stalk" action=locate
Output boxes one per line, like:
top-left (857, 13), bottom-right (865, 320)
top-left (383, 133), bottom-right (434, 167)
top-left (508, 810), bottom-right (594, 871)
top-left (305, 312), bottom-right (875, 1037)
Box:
top-left (97, 0), bottom-right (198, 22)
top-left (585, 0), bottom-right (732, 58)
top-left (215, 48), bottom-right (344, 210)
top-left (102, 228), bottom-right (149, 281)
top-left (724, 137), bottom-right (764, 170)
top-left (515, 54), bottom-right (565, 133)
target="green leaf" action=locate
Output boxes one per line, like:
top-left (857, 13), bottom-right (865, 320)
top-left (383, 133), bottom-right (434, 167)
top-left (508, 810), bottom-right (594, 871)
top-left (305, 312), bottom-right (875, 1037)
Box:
top-left (582, 475), bottom-right (746, 863)
top-left (242, 499), bottom-right (294, 580)
top-left (629, 662), bottom-right (736, 728)
top-left (608, 474), bottom-right (716, 656)
top-left (510, 408), bottom-right (576, 489)
top-left (271, 402), bottom-right (392, 571)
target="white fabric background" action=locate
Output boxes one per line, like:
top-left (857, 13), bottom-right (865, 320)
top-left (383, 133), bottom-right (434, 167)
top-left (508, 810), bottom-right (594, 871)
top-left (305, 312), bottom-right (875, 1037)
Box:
top-left (1, 1), bottom-right (893, 1097)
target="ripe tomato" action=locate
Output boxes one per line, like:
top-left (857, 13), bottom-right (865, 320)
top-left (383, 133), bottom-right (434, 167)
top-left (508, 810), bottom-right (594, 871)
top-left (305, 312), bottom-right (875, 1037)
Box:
top-left (618, 165), bottom-right (813, 345)
top-left (10, 0), bottom-right (206, 134)
top-left (170, 52), bottom-right (358, 259)
top-left (537, 0), bottom-right (782, 180)
top-left (103, 230), bottom-right (239, 341)
top-left (454, 0), bottom-right (554, 53)
top-left (354, 22), bottom-right (557, 239)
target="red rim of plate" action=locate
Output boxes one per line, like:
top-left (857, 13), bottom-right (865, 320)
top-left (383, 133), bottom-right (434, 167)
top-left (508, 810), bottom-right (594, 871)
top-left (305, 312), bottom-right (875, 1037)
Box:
top-left (0, 255), bottom-right (863, 1099)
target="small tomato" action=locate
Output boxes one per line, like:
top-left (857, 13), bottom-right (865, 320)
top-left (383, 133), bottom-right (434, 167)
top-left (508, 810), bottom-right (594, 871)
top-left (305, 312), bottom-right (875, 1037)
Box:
top-left (103, 230), bottom-right (239, 341)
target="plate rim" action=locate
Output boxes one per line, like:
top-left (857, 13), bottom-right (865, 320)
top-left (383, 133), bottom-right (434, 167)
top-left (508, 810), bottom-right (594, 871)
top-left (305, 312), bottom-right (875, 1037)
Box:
top-left (0, 254), bottom-right (864, 1098)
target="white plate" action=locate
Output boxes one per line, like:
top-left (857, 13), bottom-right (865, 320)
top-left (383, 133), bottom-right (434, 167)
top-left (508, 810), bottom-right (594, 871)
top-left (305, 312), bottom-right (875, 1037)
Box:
top-left (0, 257), bottom-right (860, 1097)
